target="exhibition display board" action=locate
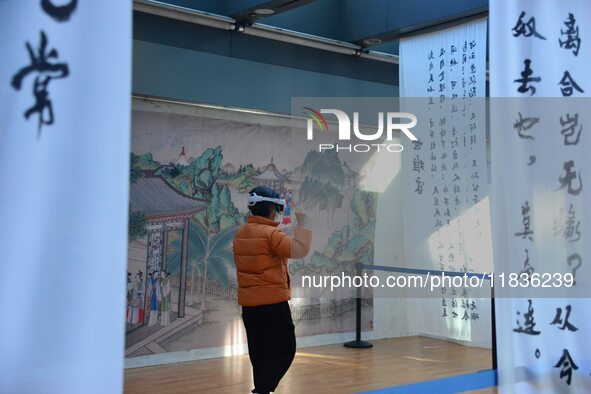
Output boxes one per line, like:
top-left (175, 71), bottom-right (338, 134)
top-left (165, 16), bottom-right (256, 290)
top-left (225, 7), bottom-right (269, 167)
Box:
top-left (125, 98), bottom-right (376, 364)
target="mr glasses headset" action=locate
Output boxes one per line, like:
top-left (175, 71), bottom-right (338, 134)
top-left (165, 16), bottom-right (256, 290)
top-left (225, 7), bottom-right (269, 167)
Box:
top-left (247, 193), bottom-right (286, 212)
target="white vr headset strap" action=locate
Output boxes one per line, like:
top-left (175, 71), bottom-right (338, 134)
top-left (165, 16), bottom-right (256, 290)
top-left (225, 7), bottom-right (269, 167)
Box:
top-left (248, 193), bottom-right (286, 207)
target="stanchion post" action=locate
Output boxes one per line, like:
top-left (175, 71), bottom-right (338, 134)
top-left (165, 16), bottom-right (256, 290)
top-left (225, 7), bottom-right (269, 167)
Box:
top-left (491, 283), bottom-right (497, 370)
top-left (344, 262), bottom-right (373, 349)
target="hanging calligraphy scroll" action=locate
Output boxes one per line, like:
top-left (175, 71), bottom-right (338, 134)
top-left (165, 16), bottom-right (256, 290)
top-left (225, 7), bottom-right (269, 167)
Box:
top-left (399, 19), bottom-right (492, 346)
top-left (490, 1), bottom-right (591, 392)
top-left (0, 2), bottom-right (131, 393)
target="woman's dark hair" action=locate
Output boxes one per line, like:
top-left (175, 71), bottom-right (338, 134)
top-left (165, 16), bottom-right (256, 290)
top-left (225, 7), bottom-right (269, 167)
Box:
top-left (248, 186), bottom-right (281, 217)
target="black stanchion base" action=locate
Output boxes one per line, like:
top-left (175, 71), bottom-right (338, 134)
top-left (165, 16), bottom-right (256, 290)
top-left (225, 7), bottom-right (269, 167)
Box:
top-left (343, 340), bottom-right (373, 349)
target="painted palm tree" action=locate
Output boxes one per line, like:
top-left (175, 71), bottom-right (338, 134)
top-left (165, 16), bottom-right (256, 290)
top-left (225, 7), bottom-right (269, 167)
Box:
top-left (189, 221), bottom-right (237, 311)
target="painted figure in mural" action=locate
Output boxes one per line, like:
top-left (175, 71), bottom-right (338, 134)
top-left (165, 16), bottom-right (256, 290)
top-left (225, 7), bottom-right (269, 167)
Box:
top-left (136, 271), bottom-right (145, 324)
top-left (128, 271), bottom-right (145, 325)
top-left (233, 186), bottom-right (312, 394)
top-left (160, 271), bottom-right (171, 326)
top-left (127, 297), bottom-right (138, 325)
top-left (147, 271), bottom-right (160, 326)
top-left (126, 272), bottom-right (133, 321)
top-left (282, 190), bottom-right (293, 225)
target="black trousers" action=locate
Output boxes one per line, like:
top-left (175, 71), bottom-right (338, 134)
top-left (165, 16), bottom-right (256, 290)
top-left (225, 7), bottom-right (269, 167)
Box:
top-left (242, 301), bottom-right (296, 394)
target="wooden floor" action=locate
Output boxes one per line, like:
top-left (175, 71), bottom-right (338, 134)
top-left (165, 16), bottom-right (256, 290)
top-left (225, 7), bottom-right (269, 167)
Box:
top-left (124, 336), bottom-right (493, 394)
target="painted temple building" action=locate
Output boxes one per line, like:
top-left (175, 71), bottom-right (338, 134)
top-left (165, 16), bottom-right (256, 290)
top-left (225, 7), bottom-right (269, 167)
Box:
top-left (175, 146), bottom-right (190, 167)
top-left (342, 161), bottom-right (359, 187)
top-left (254, 157), bottom-right (289, 192)
top-left (129, 174), bottom-right (207, 322)
top-left (222, 162), bottom-right (236, 175)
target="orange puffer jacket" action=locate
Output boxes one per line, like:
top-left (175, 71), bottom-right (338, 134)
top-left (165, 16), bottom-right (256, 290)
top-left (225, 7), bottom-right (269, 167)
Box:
top-left (233, 215), bottom-right (312, 306)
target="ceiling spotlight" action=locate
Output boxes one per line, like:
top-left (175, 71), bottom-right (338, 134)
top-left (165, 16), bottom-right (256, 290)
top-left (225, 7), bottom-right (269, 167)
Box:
top-left (254, 8), bottom-right (275, 15)
top-left (363, 38), bottom-right (382, 45)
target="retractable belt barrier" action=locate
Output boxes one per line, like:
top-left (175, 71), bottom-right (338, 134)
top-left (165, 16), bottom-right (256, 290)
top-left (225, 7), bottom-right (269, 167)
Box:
top-left (343, 263), bottom-right (497, 370)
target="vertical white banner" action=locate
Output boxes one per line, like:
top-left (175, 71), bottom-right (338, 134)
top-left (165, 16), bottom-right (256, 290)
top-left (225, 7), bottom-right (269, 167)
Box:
top-left (0, 2), bottom-right (131, 393)
top-left (400, 18), bottom-right (487, 98)
top-left (490, 1), bottom-right (591, 393)
top-left (399, 19), bottom-right (492, 346)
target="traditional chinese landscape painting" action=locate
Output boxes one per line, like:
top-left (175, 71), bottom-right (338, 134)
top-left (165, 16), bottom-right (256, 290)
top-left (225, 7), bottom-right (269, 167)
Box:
top-left (125, 99), bottom-right (376, 359)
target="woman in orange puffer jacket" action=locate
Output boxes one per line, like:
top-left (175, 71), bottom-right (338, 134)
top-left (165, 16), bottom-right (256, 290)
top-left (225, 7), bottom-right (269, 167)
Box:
top-left (233, 186), bottom-right (312, 394)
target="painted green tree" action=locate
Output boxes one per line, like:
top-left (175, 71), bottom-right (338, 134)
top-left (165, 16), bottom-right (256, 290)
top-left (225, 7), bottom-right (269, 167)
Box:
top-left (176, 146), bottom-right (243, 308)
top-left (298, 149), bottom-right (345, 185)
top-left (175, 146), bottom-right (242, 232)
top-left (134, 152), bottom-right (160, 171)
top-left (291, 189), bottom-right (377, 275)
top-left (299, 177), bottom-right (344, 222)
top-left (128, 153), bottom-right (148, 240)
top-left (228, 164), bottom-right (259, 193)
top-left (296, 149), bottom-right (345, 223)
